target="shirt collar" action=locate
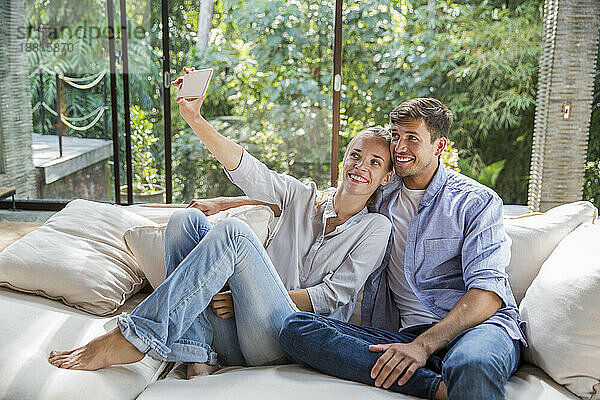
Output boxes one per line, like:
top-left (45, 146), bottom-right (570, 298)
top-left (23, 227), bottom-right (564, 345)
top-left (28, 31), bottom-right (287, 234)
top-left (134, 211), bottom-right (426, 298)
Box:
top-left (322, 188), bottom-right (337, 219)
top-left (378, 162), bottom-right (448, 210)
top-left (419, 163), bottom-right (447, 208)
top-left (322, 188), bottom-right (369, 233)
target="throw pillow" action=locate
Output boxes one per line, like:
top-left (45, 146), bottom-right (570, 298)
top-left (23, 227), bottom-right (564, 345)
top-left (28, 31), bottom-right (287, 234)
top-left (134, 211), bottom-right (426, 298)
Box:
top-left (123, 205), bottom-right (274, 289)
top-left (0, 199), bottom-right (154, 316)
top-left (504, 201), bottom-right (597, 304)
top-left (520, 222), bottom-right (600, 399)
top-left (123, 203), bottom-right (186, 224)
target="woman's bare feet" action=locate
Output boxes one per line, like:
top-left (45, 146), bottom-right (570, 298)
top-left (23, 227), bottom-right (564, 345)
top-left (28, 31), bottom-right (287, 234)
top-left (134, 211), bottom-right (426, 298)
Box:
top-left (48, 328), bottom-right (144, 370)
top-left (186, 362), bottom-right (220, 379)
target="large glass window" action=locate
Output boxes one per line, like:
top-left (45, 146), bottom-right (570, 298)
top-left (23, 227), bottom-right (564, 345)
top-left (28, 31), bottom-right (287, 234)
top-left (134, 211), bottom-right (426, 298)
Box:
top-left (120, 0), bottom-right (168, 203)
top-left (168, 0), bottom-right (333, 202)
top-left (18, 0), bottom-right (118, 202)
top-left (14, 0), bottom-right (335, 205)
top-left (340, 0), bottom-right (543, 205)
top-left (4, 0), bottom-right (584, 209)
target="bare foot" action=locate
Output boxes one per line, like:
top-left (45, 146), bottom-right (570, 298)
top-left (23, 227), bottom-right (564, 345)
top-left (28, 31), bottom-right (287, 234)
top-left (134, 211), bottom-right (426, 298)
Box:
top-left (48, 328), bottom-right (144, 370)
top-left (186, 362), bottom-right (220, 379)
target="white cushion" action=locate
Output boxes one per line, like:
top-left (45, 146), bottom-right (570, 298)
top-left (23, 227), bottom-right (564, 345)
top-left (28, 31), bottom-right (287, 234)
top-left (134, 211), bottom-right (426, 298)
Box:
top-left (137, 362), bottom-right (577, 400)
top-left (504, 201), bottom-right (597, 304)
top-left (123, 205), bottom-right (274, 289)
top-left (140, 364), bottom-right (413, 400)
top-left (0, 199), bottom-right (153, 316)
top-left (520, 222), bottom-right (600, 399)
top-left (0, 287), bottom-right (165, 400)
top-left (123, 204), bottom-right (186, 224)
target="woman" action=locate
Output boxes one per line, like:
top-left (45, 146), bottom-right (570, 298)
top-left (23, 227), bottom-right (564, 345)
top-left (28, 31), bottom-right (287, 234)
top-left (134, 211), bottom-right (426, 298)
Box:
top-left (48, 69), bottom-right (394, 379)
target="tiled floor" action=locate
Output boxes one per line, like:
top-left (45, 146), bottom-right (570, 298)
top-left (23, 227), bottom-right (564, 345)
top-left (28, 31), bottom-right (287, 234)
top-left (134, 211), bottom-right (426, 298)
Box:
top-left (0, 210), bottom-right (55, 250)
top-left (0, 209), bottom-right (55, 223)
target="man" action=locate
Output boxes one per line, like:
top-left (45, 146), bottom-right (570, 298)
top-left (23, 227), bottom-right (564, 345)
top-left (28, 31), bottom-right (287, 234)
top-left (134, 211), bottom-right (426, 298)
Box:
top-left (278, 98), bottom-right (526, 400)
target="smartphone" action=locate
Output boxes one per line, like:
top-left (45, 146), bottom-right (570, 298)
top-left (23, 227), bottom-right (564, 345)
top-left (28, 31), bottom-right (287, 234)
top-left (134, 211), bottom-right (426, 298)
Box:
top-left (177, 68), bottom-right (213, 98)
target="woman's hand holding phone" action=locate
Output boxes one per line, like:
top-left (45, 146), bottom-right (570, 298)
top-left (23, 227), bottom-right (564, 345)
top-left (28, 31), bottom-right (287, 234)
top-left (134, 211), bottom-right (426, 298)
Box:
top-left (172, 66), bottom-right (243, 171)
top-left (172, 67), bottom-right (206, 127)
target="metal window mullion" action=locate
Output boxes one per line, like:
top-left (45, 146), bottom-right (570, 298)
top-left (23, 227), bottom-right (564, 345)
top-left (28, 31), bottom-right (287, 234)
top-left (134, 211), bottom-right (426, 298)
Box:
top-left (330, 0), bottom-right (342, 187)
top-left (162, 0), bottom-right (172, 203)
top-left (106, 0), bottom-right (120, 204)
top-left (119, 0), bottom-right (133, 204)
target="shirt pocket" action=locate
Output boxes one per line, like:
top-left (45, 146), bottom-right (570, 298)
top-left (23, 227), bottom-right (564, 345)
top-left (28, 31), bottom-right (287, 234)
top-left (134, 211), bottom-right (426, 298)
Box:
top-left (421, 237), bottom-right (463, 281)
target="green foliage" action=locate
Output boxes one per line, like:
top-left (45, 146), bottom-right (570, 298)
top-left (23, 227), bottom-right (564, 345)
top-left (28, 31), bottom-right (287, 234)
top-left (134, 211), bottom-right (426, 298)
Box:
top-left (130, 106), bottom-right (160, 192)
top-left (23, 0), bottom-right (551, 206)
top-left (335, 0), bottom-right (542, 203)
top-left (458, 158), bottom-right (506, 189)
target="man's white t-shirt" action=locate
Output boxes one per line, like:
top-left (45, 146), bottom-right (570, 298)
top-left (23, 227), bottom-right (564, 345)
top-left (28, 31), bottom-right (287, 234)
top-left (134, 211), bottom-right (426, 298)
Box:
top-left (387, 183), bottom-right (441, 329)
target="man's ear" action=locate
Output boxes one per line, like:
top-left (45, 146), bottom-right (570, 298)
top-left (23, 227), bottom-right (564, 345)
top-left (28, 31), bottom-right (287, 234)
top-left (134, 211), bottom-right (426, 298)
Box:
top-left (380, 170), bottom-right (394, 186)
top-left (435, 137), bottom-right (447, 157)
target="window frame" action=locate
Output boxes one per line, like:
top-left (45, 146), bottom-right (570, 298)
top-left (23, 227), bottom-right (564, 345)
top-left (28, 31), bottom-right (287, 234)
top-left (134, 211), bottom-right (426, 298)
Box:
top-left (2, 0), bottom-right (343, 211)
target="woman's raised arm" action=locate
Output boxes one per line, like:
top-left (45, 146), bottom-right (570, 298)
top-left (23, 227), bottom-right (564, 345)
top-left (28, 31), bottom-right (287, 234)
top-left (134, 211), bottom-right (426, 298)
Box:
top-left (173, 69), bottom-right (243, 171)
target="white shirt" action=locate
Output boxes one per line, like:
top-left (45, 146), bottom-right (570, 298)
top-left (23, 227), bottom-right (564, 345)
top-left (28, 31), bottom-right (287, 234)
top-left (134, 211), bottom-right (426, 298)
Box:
top-left (225, 150), bottom-right (392, 322)
top-left (387, 182), bottom-right (441, 329)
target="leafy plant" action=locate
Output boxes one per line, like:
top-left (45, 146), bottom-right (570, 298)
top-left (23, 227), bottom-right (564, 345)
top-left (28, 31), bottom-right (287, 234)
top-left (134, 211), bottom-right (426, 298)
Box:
top-left (458, 158), bottom-right (506, 189)
top-left (23, 0), bottom-right (551, 206)
top-left (130, 106), bottom-right (160, 193)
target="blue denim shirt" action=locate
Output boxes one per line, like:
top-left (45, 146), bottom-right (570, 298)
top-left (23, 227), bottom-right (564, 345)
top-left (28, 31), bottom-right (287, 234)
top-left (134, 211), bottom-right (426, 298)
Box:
top-left (361, 164), bottom-right (527, 345)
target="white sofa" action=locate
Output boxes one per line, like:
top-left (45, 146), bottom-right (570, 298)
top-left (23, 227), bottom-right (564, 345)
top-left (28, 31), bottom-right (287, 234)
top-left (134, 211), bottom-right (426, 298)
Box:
top-left (0, 200), bottom-right (598, 400)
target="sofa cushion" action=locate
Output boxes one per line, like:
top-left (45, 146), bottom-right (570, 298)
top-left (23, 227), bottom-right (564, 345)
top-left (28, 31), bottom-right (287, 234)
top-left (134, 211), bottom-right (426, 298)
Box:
top-left (0, 287), bottom-right (165, 400)
top-left (137, 362), bottom-right (578, 400)
top-left (504, 201), bottom-right (597, 304)
top-left (123, 205), bottom-right (274, 289)
top-left (0, 199), bottom-right (153, 316)
top-left (123, 203), bottom-right (186, 224)
top-left (520, 222), bottom-right (600, 399)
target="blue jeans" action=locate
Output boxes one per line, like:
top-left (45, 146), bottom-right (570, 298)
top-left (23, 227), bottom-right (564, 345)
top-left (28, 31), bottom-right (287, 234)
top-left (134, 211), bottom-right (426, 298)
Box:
top-left (117, 208), bottom-right (298, 366)
top-left (279, 312), bottom-right (520, 400)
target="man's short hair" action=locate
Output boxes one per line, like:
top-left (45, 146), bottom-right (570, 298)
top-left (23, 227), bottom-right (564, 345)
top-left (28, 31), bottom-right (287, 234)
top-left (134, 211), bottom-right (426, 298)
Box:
top-left (390, 98), bottom-right (453, 142)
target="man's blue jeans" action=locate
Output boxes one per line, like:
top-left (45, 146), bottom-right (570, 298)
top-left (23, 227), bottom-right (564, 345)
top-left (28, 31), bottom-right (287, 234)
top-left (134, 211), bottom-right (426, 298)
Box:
top-left (279, 312), bottom-right (520, 400)
top-left (117, 208), bottom-right (298, 366)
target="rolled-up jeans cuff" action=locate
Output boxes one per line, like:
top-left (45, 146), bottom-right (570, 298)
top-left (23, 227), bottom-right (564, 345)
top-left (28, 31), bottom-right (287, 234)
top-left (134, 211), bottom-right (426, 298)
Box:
top-left (117, 314), bottom-right (170, 360)
top-left (168, 341), bottom-right (219, 365)
top-left (117, 314), bottom-right (219, 364)
top-left (428, 374), bottom-right (443, 400)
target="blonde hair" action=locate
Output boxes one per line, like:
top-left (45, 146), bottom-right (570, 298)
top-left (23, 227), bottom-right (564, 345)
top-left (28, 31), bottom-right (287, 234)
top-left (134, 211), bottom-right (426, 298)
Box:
top-left (314, 126), bottom-right (392, 216)
top-left (342, 126), bottom-right (392, 170)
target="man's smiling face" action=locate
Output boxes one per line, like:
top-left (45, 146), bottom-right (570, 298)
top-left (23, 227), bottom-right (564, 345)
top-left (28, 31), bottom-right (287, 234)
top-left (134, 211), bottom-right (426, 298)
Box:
top-left (390, 119), bottom-right (447, 190)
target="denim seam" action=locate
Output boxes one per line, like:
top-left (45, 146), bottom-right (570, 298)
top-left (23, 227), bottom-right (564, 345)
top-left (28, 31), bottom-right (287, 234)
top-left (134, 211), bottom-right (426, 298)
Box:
top-left (428, 374), bottom-right (442, 400)
top-left (313, 313), bottom-right (384, 351)
top-left (167, 242), bottom-right (234, 334)
top-left (175, 337), bottom-right (214, 350)
top-left (169, 341), bottom-right (217, 364)
top-left (232, 232), bottom-right (298, 312)
top-left (193, 227), bottom-right (211, 242)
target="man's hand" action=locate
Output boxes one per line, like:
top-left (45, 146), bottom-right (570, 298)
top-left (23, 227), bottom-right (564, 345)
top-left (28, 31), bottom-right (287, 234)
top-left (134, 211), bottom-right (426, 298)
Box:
top-left (187, 198), bottom-right (224, 216)
top-left (211, 291), bottom-right (234, 319)
top-left (369, 341), bottom-right (429, 389)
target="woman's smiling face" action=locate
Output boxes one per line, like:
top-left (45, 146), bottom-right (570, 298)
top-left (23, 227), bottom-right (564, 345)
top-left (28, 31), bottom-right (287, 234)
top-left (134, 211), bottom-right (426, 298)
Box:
top-left (340, 135), bottom-right (393, 197)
